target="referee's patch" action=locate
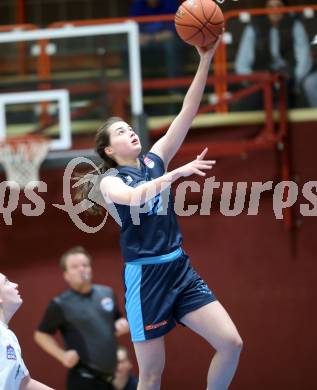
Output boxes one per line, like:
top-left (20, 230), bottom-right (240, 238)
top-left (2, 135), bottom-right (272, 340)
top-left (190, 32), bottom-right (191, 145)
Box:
top-left (101, 297), bottom-right (114, 312)
top-left (7, 344), bottom-right (17, 360)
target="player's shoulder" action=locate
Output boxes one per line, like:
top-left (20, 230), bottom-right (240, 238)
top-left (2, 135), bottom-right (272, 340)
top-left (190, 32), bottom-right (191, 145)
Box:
top-left (143, 151), bottom-right (165, 171)
top-left (1, 326), bottom-right (20, 348)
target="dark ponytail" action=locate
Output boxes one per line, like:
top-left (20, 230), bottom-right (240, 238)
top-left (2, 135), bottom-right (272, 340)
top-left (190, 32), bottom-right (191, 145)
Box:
top-left (75, 117), bottom-right (123, 215)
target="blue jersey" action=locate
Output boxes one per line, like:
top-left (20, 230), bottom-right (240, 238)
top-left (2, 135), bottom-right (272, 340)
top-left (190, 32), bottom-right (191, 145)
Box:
top-left (114, 152), bottom-right (182, 262)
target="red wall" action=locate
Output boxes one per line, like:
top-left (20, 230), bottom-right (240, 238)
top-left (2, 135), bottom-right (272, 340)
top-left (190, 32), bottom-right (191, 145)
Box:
top-left (0, 123), bottom-right (316, 389)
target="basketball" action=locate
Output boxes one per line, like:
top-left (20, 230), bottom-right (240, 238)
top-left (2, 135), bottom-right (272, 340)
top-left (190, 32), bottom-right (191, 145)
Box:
top-left (175, 0), bottom-right (224, 47)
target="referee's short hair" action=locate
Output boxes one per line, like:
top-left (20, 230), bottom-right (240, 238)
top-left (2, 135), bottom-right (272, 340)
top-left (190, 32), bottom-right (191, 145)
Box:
top-left (60, 246), bottom-right (92, 271)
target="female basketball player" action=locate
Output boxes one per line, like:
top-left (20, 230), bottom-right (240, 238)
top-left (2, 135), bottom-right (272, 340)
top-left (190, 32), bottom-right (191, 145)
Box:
top-left (78, 37), bottom-right (242, 390)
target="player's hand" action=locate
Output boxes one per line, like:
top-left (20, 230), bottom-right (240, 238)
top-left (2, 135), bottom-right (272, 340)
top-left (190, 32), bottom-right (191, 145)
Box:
top-left (115, 318), bottom-right (129, 336)
top-left (62, 350), bottom-right (80, 368)
top-left (196, 33), bottom-right (223, 60)
top-left (176, 148), bottom-right (216, 178)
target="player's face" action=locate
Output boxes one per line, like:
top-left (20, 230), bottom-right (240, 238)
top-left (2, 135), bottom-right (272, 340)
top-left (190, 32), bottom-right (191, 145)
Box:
top-left (63, 254), bottom-right (92, 287)
top-left (106, 121), bottom-right (141, 161)
top-left (266, 0), bottom-right (284, 25)
top-left (0, 273), bottom-right (22, 307)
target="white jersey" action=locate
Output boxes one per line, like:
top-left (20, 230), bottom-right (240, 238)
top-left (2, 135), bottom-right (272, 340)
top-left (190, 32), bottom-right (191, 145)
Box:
top-left (0, 321), bottom-right (29, 390)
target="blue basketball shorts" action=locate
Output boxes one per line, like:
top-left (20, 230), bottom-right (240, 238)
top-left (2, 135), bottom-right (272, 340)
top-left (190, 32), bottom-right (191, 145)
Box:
top-left (123, 248), bottom-right (217, 342)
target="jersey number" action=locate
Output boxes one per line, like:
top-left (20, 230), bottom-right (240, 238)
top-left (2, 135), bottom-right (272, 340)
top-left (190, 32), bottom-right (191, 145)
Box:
top-left (146, 194), bottom-right (163, 215)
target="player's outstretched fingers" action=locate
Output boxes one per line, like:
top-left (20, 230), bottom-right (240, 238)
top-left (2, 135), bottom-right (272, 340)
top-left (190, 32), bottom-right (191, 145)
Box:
top-left (196, 148), bottom-right (216, 167)
top-left (193, 168), bottom-right (207, 176)
top-left (197, 147), bottom-right (208, 161)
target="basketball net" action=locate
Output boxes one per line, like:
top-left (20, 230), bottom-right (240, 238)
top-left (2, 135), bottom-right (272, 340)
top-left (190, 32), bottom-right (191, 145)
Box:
top-left (0, 136), bottom-right (50, 189)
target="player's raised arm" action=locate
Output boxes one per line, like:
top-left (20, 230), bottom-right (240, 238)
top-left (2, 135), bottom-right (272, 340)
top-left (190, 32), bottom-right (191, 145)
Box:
top-left (150, 37), bottom-right (222, 168)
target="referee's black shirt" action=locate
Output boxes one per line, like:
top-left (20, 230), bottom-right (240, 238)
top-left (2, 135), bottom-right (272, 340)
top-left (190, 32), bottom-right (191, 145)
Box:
top-left (38, 284), bottom-right (121, 374)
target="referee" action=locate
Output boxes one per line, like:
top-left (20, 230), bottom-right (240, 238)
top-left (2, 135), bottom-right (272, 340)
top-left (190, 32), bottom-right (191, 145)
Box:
top-left (34, 246), bottom-right (129, 390)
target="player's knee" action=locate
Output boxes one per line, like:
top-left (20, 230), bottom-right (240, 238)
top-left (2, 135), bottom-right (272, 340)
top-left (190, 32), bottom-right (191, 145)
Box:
top-left (215, 333), bottom-right (243, 356)
top-left (139, 371), bottom-right (162, 389)
top-left (224, 334), bottom-right (243, 354)
top-left (139, 361), bottom-right (164, 383)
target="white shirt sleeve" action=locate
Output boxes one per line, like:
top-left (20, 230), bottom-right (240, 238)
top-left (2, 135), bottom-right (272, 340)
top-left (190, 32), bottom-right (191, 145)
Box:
top-left (235, 25), bottom-right (256, 75)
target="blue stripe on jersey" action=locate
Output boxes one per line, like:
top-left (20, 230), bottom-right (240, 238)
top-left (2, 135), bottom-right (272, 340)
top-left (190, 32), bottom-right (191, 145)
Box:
top-left (129, 247), bottom-right (183, 265)
top-left (124, 264), bottom-right (145, 341)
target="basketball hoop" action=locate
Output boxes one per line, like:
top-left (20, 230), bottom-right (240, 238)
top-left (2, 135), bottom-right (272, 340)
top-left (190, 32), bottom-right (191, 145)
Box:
top-left (0, 135), bottom-right (50, 189)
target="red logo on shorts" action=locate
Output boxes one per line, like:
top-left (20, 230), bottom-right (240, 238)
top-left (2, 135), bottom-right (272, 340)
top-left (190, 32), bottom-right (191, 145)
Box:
top-left (145, 320), bottom-right (168, 331)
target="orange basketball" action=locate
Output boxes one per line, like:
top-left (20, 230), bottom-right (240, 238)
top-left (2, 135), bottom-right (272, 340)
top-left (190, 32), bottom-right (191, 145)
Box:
top-left (175, 0), bottom-right (224, 47)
